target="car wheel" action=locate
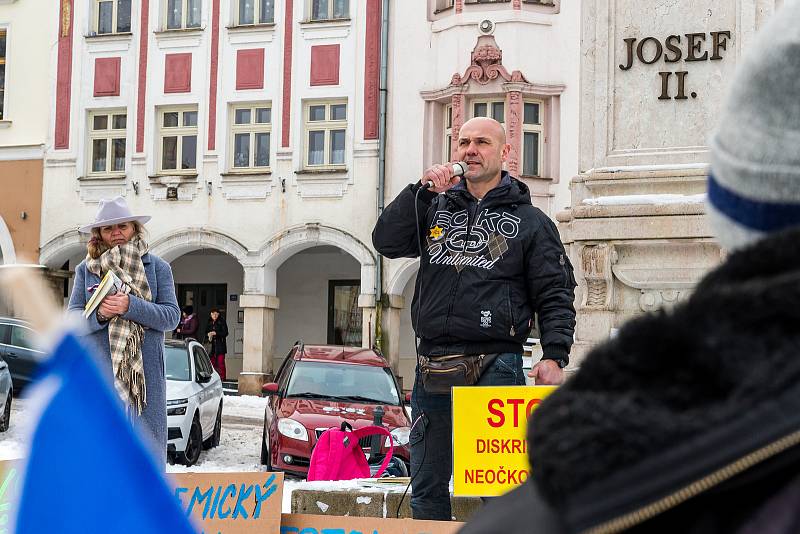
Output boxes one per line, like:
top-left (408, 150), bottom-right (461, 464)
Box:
top-left (203, 402), bottom-right (222, 450)
top-left (179, 415), bottom-right (203, 466)
top-left (260, 424), bottom-right (273, 470)
top-left (0, 391), bottom-right (10, 433)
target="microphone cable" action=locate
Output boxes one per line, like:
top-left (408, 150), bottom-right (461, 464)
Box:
top-left (394, 182), bottom-right (432, 518)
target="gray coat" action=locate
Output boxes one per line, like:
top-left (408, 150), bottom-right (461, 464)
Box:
top-left (68, 253), bottom-right (180, 464)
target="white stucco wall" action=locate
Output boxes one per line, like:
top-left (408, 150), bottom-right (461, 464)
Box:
top-left (274, 246), bottom-right (360, 368)
top-left (0, 1), bottom-right (56, 148)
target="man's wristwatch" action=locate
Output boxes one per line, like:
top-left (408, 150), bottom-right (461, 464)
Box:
top-left (550, 358), bottom-right (568, 369)
top-left (96, 311), bottom-right (108, 322)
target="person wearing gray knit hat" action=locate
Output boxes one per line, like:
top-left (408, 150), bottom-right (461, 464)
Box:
top-left (707, 1), bottom-right (800, 250)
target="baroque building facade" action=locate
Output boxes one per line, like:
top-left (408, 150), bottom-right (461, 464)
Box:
top-left (41, 0), bottom-right (385, 394)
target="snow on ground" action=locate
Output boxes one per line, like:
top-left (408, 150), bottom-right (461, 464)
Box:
top-left (0, 399), bottom-right (27, 461)
top-left (220, 394), bottom-right (268, 420)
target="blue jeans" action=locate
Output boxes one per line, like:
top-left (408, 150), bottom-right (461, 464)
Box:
top-left (409, 352), bottom-right (526, 520)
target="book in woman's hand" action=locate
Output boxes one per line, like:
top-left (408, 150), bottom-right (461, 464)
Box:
top-left (83, 271), bottom-right (130, 319)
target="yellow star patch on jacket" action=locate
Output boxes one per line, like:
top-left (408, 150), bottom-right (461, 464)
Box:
top-left (429, 226), bottom-right (444, 240)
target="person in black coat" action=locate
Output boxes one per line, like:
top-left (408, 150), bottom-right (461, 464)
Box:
top-left (205, 308), bottom-right (228, 380)
top-left (373, 117), bottom-right (576, 521)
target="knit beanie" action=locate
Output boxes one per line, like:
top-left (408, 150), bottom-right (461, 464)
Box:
top-left (707, 1), bottom-right (800, 250)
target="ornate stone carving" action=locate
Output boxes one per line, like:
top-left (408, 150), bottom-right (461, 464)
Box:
top-left (506, 91), bottom-right (522, 175)
top-left (459, 36), bottom-right (529, 86)
top-left (61, 0), bottom-right (71, 37)
top-left (451, 93), bottom-right (465, 158)
top-left (639, 289), bottom-right (689, 312)
top-left (581, 244), bottom-right (617, 310)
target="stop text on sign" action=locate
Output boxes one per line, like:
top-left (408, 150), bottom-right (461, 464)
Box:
top-left (487, 398), bottom-right (541, 428)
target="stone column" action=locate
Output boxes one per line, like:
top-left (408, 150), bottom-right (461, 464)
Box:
top-left (505, 89), bottom-right (523, 176)
top-left (359, 293), bottom-right (376, 348)
top-left (383, 293), bottom-right (405, 378)
top-left (238, 293), bottom-right (280, 395)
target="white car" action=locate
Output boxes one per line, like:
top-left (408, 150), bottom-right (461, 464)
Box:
top-left (164, 338), bottom-right (224, 466)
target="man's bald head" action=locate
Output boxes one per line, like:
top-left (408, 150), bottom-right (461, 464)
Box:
top-left (460, 116), bottom-right (507, 145)
top-left (455, 116), bottom-right (511, 189)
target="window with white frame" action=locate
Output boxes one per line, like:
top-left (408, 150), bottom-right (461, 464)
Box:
top-left (521, 101), bottom-right (543, 177)
top-left (310, 0), bottom-right (349, 21)
top-left (443, 104), bottom-right (452, 162)
top-left (304, 100), bottom-right (346, 168)
top-left (88, 111), bottom-right (127, 176)
top-left (0, 30), bottom-right (5, 121)
top-left (165, 0), bottom-right (201, 30)
top-left (236, 0), bottom-right (275, 25)
top-left (230, 103), bottom-right (271, 170)
top-left (158, 107), bottom-right (198, 173)
top-left (94, 0), bottom-right (132, 35)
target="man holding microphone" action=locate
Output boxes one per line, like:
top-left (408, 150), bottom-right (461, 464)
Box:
top-left (372, 117), bottom-right (576, 520)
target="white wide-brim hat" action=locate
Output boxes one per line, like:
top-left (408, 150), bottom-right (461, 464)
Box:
top-left (78, 196), bottom-right (151, 234)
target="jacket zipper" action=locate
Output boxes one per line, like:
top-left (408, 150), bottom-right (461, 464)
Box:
top-left (444, 201), bottom-right (476, 338)
top-left (506, 283), bottom-right (516, 337)
top-left (582, 429), bottom-right (800, 534)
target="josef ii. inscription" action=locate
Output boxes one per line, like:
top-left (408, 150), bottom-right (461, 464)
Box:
top-left (619, 31), bottom-right (732, 100)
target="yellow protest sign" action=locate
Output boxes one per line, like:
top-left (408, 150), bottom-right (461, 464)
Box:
top-left (452, 385), bottom-right (556, 497)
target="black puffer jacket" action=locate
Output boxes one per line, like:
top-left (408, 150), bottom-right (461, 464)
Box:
top-left (373, 173), bottom-right (576, 361)
top-left (461, 227), bottom-right (800, 534)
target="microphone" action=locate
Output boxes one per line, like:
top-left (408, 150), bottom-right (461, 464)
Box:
top-left (421, 161), bottom-right (468, 189)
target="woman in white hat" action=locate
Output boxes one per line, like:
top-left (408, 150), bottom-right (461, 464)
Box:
top-left (67, 196), bottom-right (180, 465)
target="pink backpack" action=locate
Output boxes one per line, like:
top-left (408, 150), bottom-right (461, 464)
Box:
top-left (307, 422), bottom-right (394, 481)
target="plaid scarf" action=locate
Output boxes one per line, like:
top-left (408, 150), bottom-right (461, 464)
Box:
top-left (86, 238), bottom-right (152, 416)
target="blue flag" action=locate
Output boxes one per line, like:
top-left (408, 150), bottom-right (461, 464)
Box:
top-left (13, 333), bottom-right (196, 534)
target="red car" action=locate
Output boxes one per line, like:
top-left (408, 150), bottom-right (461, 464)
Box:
top-left (260, 343), bottom-right (411, 478)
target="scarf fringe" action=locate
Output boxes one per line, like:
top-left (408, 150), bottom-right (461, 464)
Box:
top-left (115, 324), bottom-right (147, 416)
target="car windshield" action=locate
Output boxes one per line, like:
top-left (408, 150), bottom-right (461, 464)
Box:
top-left (286, 361), bottom-right (400, 405)
top-left (165, 346), bottom-right (191, 381)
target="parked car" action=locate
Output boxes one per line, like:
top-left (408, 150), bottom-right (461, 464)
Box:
top-left (0, 354), bottom-right (12, 432)
top-left (260, 343), bottom-right (411, 478)
top-left (0, 317), bottom-right (43, 392)
top-left (165, 338), bottom-right (224, 466)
